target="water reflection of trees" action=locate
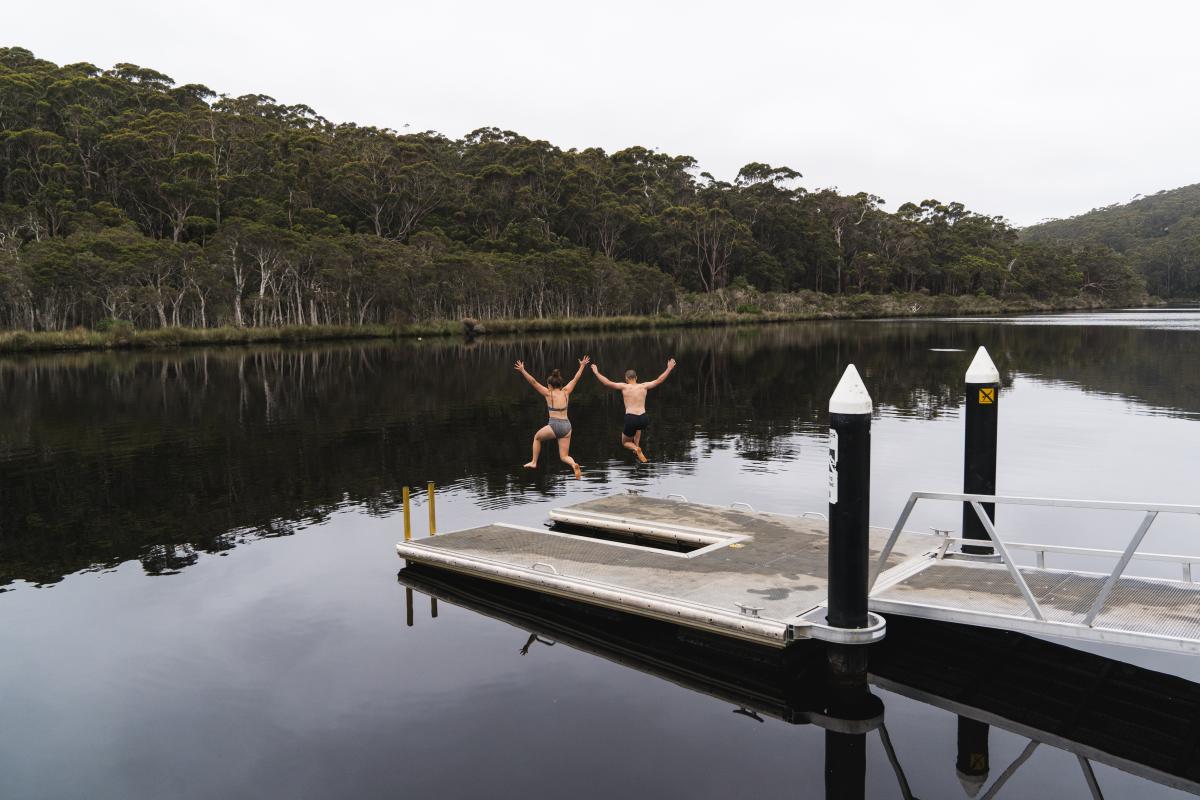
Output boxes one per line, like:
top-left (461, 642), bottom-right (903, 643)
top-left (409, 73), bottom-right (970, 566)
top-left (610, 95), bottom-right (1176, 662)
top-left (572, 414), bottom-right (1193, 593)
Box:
top-left (0, 320), bottom-right (1195, 585)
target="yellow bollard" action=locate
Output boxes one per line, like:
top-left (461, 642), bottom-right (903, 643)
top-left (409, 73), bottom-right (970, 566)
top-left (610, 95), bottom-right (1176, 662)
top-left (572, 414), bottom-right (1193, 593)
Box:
top-left (427, 481), bottom-right (437, 535)
top-left (402, 486), bottom-right (411, 541)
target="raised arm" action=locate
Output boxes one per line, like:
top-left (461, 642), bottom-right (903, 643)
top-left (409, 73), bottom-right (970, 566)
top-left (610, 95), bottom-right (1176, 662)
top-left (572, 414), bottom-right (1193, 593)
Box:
top-left (564, 355), bottom-right (591, 393)
top-left (514, 360), bottom-right (550, 397)
top-left (590, 363), bottom-right (623, 390)
top-left (643, 358), bottom-right (677, 389)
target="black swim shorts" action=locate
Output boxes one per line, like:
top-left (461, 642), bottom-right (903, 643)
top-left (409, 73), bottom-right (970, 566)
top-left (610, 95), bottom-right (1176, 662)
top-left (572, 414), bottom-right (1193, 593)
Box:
top-left (623, 413), bottom-right (648, 438)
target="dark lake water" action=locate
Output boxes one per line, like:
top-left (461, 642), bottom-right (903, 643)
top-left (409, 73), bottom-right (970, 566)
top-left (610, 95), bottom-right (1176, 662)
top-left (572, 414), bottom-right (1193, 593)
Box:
top-left (3, 309), bottom-right (1200, 799)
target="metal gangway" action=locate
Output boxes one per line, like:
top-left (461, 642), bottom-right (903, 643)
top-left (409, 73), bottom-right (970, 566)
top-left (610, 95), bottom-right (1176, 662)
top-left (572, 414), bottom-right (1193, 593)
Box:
top-left (870, 492), bottom-right (1200, 654)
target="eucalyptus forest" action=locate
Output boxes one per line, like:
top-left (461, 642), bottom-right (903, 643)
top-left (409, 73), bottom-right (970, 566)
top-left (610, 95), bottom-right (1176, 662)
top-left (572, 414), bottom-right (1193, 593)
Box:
top-left (1023, 182), bottom-right (1200, 298)
top-left (0, 47), bottom-right (1147, 333)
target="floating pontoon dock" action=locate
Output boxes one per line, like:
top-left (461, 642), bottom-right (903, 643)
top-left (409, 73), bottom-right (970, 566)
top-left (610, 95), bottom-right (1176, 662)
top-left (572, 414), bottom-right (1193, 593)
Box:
top-left (396, 492), bottom-right (1200, 654)
top-left (397, 493), bottom-right (934, 647)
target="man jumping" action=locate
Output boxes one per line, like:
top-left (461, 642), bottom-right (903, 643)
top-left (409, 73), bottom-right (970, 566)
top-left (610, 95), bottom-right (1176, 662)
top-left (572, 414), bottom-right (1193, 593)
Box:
top-left (591, 358), bottom-right (676, 462)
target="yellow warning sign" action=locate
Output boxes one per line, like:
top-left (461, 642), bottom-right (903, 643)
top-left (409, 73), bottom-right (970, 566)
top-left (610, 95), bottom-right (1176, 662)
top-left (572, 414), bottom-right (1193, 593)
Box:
top-left (978, 387), bottom-right (995, 404)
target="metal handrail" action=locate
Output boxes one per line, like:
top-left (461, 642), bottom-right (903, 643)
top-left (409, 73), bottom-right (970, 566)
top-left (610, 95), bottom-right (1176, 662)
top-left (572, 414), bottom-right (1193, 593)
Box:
top-left (887, 530), bottom-right (1200, 580)
top-left (898, 491), bottom-right (1200, 515)
top-left (969, 500), bottom-right (1045, 620)
top-left (871, 491), bottom-right (1200, 627)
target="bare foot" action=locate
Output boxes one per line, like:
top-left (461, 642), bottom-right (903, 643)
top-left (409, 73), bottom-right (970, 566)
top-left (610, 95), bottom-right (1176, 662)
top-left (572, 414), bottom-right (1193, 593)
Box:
top-left (572, 463), bottom-right (582, 479)
top-left (523, 462), bottom-right (537, 469)
top-left (635, 448), bottom-right (648, 464)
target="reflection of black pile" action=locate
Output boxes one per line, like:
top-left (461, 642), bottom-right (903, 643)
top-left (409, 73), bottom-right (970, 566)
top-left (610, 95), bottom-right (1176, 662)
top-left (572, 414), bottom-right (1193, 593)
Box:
top-left (401, 564), bottom-right (1200, 793)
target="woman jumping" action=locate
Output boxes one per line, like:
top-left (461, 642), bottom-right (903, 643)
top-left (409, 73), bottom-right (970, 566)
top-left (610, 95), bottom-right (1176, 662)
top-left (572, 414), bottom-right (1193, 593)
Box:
top-left (515, 355), bottom-right (590, 479)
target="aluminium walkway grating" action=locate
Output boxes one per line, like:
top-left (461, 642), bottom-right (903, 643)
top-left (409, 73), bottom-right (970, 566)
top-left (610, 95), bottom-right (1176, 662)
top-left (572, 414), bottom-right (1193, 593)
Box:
top-left (870, 560), bottom-right (1200, 651)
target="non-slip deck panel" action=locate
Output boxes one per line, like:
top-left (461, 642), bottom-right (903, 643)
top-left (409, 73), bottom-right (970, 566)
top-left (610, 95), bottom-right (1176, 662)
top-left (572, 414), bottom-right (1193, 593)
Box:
top-left (404, 496), bottom-right (932, 631)
top-left (872, 561), bottom-right (1200, 645)
top-left (414, 524), bottom-right (831, 622)
top-left (558, 495), bottom-right (826, 539)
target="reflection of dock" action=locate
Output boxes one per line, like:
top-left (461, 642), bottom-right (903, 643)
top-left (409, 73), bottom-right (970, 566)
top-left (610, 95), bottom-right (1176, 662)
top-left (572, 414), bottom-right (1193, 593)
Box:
top-left (399, 567), bottom-right (1200, 796)
top-left (396, 493), bottom-right (1200, 653)
top-left (396, 494), bottom-right (934, 647)
top-left (398, 565), bottom-right (869, 730)
top-left (873, 615), bottom-right (1200, 795)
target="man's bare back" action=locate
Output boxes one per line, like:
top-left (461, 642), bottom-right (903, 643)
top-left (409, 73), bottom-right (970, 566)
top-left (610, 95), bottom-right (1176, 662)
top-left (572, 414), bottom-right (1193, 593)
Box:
top-left (617, 382), bottom-right (650, 415)
top-left (591, 358), bottom-right (676, 462)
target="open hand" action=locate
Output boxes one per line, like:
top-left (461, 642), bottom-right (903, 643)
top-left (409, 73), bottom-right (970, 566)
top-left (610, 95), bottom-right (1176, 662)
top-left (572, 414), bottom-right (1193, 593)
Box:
top-left (579, 355), bottom-right (591, 368)
top-left (514, 360), bottom-right (525, 372)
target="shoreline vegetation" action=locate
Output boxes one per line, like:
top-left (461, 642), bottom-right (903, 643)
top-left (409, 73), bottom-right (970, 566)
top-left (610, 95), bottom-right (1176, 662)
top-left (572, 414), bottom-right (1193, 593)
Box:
top-left (0, 291), bottom-right (1147, 354)
top-left (0, 48), bottom-right (1150, 345)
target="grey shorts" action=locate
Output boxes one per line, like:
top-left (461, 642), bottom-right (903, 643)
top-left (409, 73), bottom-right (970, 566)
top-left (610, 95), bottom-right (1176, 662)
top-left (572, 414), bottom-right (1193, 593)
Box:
top-left (548, 418), bottom-right (572, 439)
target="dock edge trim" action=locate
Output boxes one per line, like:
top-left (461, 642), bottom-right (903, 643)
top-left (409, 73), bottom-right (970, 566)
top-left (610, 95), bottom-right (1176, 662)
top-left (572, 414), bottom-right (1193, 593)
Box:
top-left (396, 540), bottom-right (795, 647)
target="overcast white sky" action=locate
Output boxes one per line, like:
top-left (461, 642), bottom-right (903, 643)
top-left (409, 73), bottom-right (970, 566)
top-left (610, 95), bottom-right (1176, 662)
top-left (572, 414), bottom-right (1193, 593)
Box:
top-left (10, 1), bottom-right (1199, 225)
